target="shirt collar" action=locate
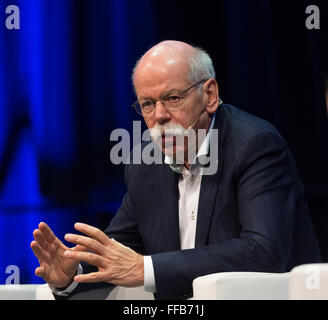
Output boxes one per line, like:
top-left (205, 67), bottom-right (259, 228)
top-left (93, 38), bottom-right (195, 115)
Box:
top-left (164, 114), bottom-right (216, 174)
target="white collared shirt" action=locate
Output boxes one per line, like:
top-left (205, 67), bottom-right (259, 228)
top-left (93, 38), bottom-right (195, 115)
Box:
top-left (144, 116), bottom-right (215, 293)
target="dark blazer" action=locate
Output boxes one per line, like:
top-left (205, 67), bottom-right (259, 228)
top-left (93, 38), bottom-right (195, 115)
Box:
top-left (62, 104), bottom-right (322, 300)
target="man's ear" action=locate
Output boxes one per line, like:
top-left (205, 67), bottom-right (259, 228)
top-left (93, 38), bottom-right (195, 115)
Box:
top-left (205, 79), bottom-right (220, 114)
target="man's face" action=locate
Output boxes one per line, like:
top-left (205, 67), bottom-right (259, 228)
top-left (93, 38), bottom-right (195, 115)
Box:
top-left (133, 47), bottom-right (214, 161)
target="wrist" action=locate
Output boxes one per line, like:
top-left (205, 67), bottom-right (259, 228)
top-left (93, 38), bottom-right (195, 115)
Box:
top-left (137, 254), bottom-right (144, 286)
top-left (55, 269), bottom-right (79, 291)
top-left (55, 277), bottom-right (75, 291)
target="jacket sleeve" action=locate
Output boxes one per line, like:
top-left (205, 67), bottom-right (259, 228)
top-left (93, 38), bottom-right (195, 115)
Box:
top-left (151, 130), bottom-right (299, 299)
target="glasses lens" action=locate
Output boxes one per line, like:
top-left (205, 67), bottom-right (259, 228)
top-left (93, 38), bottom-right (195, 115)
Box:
top-left (140, 100), bottom-right (155, 115)
top-left (163, 94), bottom-right (181, 109)
top-left (133, 102), bottom-right (143, 115)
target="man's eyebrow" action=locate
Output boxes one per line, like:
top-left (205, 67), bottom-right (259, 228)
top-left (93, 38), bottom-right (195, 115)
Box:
top-left (138, 88), bottom-right (181, 100)
top-left (162, 88), bottom-right (181, 95)
top-left (138, 95), bottom-right (153, 101)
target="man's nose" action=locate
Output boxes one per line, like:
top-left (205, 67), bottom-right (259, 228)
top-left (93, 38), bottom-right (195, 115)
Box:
top-left (153, 100), bottom-right (171, 124)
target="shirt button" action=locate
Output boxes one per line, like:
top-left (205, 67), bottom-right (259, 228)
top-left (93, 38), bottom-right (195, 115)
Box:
top-left (191, 212), bottom-right (195, 220)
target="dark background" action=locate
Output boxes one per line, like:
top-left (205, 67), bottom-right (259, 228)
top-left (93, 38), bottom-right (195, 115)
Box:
top-left (0, 0), bottom-right (327, 284)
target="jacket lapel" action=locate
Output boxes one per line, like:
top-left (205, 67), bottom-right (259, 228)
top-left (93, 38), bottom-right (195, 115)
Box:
top-left (195, 106), bottom-right (224, 247)
top-left (157, 165), bottom-right (181, 251)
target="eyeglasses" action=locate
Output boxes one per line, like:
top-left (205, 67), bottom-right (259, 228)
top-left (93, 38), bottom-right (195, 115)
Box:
top-left (132, 79), bottom-right (207, 117)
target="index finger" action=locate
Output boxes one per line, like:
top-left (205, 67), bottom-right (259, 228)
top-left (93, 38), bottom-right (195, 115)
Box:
top-left (38, 222), bottom-right (57, 243)
top-left (73, 223), bottom-right (110, 246)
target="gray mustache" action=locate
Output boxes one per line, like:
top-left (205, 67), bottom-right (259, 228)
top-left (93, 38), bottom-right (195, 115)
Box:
top-left (149, 125), bottom-right (188, 141)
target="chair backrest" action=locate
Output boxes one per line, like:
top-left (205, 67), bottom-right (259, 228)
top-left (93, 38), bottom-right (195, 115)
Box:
top-left (289, 263), bottom-right (328, 300)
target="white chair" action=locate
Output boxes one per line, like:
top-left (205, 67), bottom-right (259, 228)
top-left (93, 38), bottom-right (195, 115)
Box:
top-left (192, 272), bottom-right (290, 300)
top-left (35, 283), bottom-right (154, 300)
top-left (0, 285), bottom-right (40, 300)
top-left (35, 275), bottom-right (290, 300)
top-left (288, 263), bottom-right (328, 300)
top-left (0, 283), bottom-right (154, 300)
top-left (36, 272), bottom-right (291, 300)
top-left (192, 264), bottom-right (328, 300)
top-left (1, 264), bottom-right (327, 300)
top-left (35, 284), bottom-right (55, 300)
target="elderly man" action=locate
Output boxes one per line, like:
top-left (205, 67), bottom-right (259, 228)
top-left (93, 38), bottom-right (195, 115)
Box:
top-left (31, 40), bottom-right (321, 300)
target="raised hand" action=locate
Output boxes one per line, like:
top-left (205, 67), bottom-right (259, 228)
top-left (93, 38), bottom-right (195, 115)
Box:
top-left (30, 222), bottom-right (86, 288)
top-left (64, 223), bottom-right (144, 287)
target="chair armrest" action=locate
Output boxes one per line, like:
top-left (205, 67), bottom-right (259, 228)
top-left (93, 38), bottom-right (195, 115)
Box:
top-left (35, 283), bottom-right (154, 300)
top-left (0, 285), bottom-right (40, 300)
top-left (192, 272), bottom-right (290, 300)
top-left (289, 263), bottom-right (328, 300)
top-left (35, 284), bottom-right (56, 300)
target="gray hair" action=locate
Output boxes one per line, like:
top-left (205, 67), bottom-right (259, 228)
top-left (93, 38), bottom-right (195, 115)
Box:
top-left (131, 44), bottom-right (216, 92)
top-left (187, 46), bottom-right (216, 83)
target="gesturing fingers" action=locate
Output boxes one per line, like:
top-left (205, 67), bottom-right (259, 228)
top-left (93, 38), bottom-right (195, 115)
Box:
top-left (65, 234), bottom-right (105, 255)
top-left (30, 242), bottom-right (51, 281)
top-left (30, 240), bottom-right (50, 265)
top-left (33, 229), bottom-right (50, 252)
top-left (39, 222), bottom-right (57, 243)
top-left (64, 250), bottom-right (106, 268)
top-left (73, 223), bottom-right (111, 246)
top-left (74, 271), bottom-right (108, 283)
